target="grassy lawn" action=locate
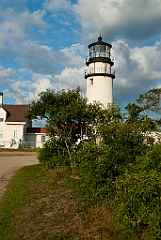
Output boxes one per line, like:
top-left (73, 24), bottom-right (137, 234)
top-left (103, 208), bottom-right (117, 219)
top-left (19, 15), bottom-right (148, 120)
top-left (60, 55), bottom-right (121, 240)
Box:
top-left (0, 164), bottom-right (150, 240)
top-left (0, 164), bottom-right (129, 240)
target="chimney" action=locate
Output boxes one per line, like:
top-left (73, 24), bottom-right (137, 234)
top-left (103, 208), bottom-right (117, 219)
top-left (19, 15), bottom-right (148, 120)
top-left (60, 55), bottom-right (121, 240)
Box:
top-left (0, 92), bottom-right (3, 105)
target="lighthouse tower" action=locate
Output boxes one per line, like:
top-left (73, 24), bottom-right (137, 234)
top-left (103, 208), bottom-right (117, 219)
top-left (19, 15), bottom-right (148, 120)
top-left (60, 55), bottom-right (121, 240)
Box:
top-left (85, 36), bottom-right (115, 107)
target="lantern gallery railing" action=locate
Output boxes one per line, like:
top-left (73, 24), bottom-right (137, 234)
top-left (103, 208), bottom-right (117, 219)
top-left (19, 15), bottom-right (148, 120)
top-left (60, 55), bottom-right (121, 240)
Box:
top-left (86, 54), bottom-right (114, 62)
top-left (85, 67), bottom-right (115, 76)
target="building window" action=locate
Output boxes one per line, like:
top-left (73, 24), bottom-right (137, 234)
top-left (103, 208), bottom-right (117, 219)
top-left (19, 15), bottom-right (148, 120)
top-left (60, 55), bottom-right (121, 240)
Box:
top-left (14, 130), bottom-right (19, 138)
top-left (0, 118), bottom-right (3, 122)
top-left (0, 130), bottom-right (3, 138)
top-left (41, 135), bottom-right (46, 143)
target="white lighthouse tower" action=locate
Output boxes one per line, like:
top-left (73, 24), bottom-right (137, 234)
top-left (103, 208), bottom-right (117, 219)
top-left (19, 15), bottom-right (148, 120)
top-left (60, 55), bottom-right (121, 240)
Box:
top-left (85, 36), bottom-right (115, 107)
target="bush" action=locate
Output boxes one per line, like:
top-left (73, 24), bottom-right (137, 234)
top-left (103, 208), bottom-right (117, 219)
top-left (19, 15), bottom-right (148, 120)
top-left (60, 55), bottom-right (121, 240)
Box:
top-left (71, 120), bottom-right (152, 204)
top-left (113, 145), bottom-right (161, 239)
top-left (100, 121), bottom-right (149, 168)
top-left (37, 139), bottom-right (70, 169)
top-left (71, 141), bottom-right (112, 203)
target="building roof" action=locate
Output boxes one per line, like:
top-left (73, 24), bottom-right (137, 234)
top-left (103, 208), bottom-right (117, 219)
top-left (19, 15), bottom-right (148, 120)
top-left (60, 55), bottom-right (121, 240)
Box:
top-left (26, 127), bottom-right (46, 133)
top-left (1, 105), bottom-right (29, 122)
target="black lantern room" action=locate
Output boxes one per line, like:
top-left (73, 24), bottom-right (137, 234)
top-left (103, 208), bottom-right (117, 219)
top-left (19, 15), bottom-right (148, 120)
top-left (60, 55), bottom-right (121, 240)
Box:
top-left (86, 36), bottom-right (114, 66)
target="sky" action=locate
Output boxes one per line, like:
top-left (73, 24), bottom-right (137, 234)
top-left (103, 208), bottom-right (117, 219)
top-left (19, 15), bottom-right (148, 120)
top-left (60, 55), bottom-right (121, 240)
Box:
top-left (0, 0), bottom-right (161, 112)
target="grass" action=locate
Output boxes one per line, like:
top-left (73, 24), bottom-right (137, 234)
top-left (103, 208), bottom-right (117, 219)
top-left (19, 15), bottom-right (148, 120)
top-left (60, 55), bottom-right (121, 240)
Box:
top-left (0, 164), bottom-right (149, 240)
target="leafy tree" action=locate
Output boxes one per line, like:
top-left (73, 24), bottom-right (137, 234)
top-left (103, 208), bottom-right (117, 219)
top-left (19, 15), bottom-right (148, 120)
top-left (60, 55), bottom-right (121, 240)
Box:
top-left (125, 88), bottom-right (161, 129)
top-left (27, 87), bottom-right (103, 166)
top-left (137, 88), bottom-right (161, 113)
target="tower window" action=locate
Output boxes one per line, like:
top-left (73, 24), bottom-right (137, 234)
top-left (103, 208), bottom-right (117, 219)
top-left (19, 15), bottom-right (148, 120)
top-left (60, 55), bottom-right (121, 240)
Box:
top-left (90, 78), bottom-right (93, 85)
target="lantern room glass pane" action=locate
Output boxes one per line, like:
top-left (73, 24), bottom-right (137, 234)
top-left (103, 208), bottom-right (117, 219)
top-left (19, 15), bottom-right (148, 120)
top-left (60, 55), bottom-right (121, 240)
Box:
top-left (89, 44), bottom-right (110, 58)
top-left (95, 45), bottom-right (100, 57)
top-left (89, 46), bottom-right (95, 58)
top-left (100, 45), bottom-right (106, 52)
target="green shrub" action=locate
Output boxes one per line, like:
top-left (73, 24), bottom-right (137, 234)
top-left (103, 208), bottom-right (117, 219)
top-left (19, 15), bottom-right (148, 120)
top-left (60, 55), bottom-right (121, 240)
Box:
top-left (71, 121), bottom-right (152, 204)
top-left (140, 144), bottom-right (161, 172)
top-left (113, 145), bottom-right (161, 239)
top-left (71, 141), bottom-right (111, 203)
top-left (37, 139), bottom-right (70, 169)
top-left (100, 121), bottom-right (149, 167)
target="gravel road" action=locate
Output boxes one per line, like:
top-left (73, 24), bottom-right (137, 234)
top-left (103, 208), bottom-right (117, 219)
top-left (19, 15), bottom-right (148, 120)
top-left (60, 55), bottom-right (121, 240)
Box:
top-left (0, 151), bottom-right (39, 200)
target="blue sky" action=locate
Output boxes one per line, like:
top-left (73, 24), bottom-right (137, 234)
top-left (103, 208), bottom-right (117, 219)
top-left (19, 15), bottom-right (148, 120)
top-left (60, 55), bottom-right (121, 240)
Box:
top-left (0, 0), bottom-right (161, 111)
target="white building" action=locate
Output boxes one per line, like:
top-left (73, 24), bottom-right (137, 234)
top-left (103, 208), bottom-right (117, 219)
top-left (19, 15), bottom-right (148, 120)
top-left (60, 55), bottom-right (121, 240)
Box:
top-left (85, 36), bottom-right (115, 107)
top-left (0, 92), bottom-right (46, 149)
top-left (26, 127), bottom-right (47, 148)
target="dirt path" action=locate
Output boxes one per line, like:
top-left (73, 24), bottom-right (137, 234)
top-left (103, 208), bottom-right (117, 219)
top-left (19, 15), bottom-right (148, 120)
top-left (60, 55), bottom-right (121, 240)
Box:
top-left (0, 151), bottom-right (39, 200)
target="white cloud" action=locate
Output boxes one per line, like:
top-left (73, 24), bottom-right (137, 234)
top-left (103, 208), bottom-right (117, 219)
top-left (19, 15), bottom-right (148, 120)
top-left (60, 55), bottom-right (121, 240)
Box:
top-left (0, 9), bottom-right (26, 45)
top-left (3, 73), bottom-right (53, 104)
top-left (112, 39), bottom-right (161, 104)
top-left (54, 67), bottom-right (86, 93)
top-left (0, 8), bottom-right (47, 56)
top-left (0, 66), bottom-right (15, 82)
top-left (74, 0), bottom-right (161, 41)
top-left (131, 42), bottom-right (161, 77)
top-left (20, 10), bottom-right (47, 30)
top-left (19, 41), bottom-right (61, 74)
top-left (6, 91), bottom-right (32, 104)
top-left (30, 74), bottom-right (52, 94)
top-left (0, 65), bottom-right (15, 88)
top-left (19, 42), bottom-right (86, 75)
top-left (44, 0), bottom-right (73, 12)
top-left (60, 43), bottom-right (86, 67)
top-left (0, 8), bottom-right (47, 39)
top-left (2, 67), bottom-right (85, 104)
